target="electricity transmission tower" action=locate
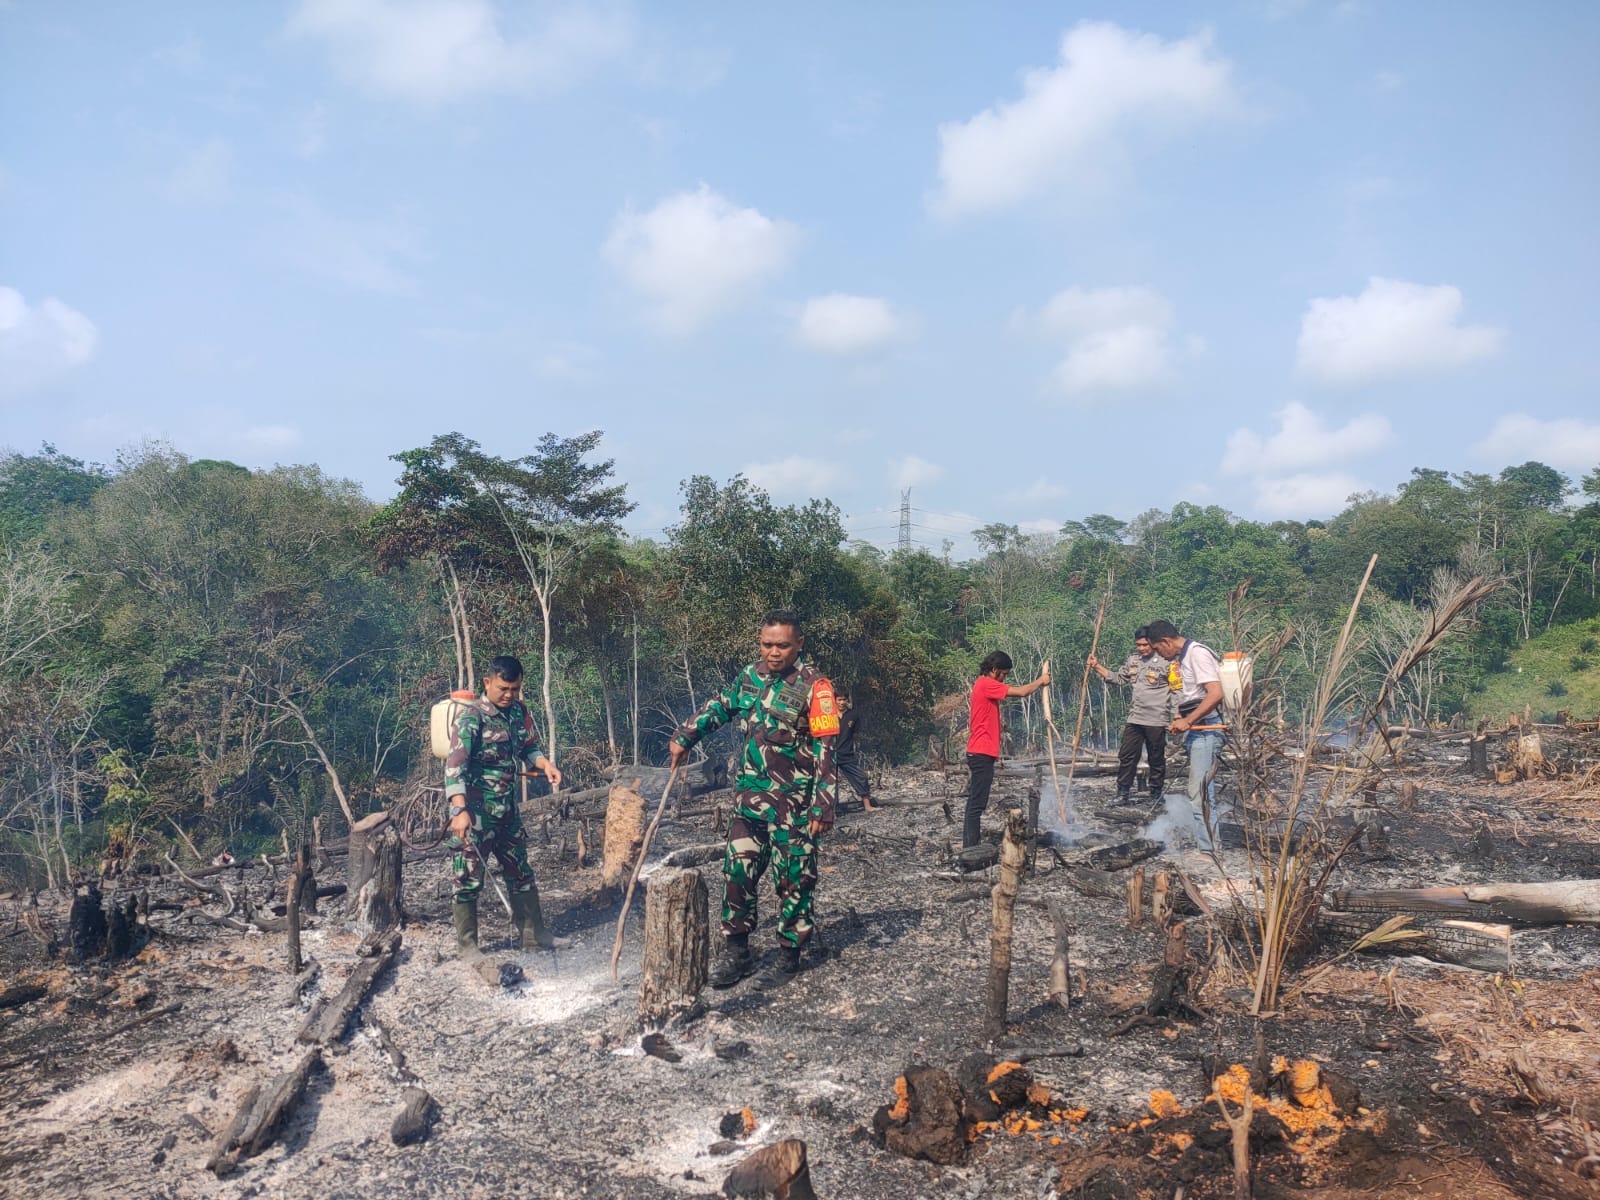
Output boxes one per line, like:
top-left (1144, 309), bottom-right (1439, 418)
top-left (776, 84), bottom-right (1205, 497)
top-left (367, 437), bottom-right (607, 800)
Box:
top-left (897, 488), bottom-right (912, 551)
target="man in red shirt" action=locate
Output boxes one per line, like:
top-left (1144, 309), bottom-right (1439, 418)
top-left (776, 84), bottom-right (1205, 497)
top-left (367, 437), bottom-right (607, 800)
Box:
top-left (963, 651), bottom-right (1050, 848)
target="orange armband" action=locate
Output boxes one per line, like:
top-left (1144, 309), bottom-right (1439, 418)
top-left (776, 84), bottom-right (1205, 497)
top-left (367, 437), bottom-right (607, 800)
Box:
top-left (809, 678), bottom-right (841, 736)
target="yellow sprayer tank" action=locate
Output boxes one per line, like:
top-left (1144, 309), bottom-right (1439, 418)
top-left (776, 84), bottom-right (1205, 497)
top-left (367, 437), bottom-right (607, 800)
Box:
top-left (1220, 652), bottom-right (1253, 716)
top-left (429, 690), bottom-right (478, 759)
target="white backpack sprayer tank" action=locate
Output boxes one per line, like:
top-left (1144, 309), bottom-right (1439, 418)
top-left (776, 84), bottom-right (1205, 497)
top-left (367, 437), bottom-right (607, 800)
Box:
top-left (1220, 652), bottom-right (1253, 719)
top-left (429, 690), bottom-right (477, 759)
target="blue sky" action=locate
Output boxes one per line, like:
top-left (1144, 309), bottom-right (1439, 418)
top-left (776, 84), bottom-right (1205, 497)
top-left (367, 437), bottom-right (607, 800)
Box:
top-left (3, 1), bottom-right (1597, 553)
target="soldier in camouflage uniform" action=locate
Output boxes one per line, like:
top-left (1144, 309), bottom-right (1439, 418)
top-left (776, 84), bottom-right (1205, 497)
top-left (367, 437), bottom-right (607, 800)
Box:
top-left (444, 654), bottom-right (566, 960)
top-left (669, 610), bottom-right (839, 989)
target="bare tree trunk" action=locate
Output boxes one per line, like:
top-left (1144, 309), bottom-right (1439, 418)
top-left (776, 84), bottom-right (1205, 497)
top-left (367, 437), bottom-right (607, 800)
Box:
top-left (537, 587), bottom-right (558, 764)
top-left (631, 611), bottom-right (641, 766)
top-left (600, 671), bottom-right (618, 764)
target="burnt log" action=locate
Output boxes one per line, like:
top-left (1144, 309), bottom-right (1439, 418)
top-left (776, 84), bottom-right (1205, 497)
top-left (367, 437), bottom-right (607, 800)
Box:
top-left (1329, 881), bottom-right (1600, 927)
top-left (607, 759), bottom-right (726, 794)
top-left (390, 1086), bottom-right (439, 1147)
top-left (1319, 910), bottom-right (1511, 973)
top-left (296, 928), bottom-right (401, 1046)
top-left (207, 1047), bottom-right (323, 1176)
top-left (347, 812), bottom-right (404, 936)
top-left (984, 810), bottom-right (1028, 1043)
top-left (1083, 839), bottom-right (1162, 872)
top-left (654, 842), bottom-right (726, 870)
top-left (638, 866), bottom-right (709, 1027)
top-left (722, 1138), bottom-right (816, 1200)
top-left (0, 982), bottom-right (47, 1011)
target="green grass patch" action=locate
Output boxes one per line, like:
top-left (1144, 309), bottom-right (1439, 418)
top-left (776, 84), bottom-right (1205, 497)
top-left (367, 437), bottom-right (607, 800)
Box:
top-left (1469, 616), bottom-right (1600, 722)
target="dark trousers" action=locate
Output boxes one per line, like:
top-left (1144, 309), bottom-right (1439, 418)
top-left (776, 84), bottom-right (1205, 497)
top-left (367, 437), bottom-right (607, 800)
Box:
top-left (837, 753), bottom-right (871, 800)
top-left (963, 753), bottom-right (997, 848)
top-left (1117, 724), bottom-right (1167, 796)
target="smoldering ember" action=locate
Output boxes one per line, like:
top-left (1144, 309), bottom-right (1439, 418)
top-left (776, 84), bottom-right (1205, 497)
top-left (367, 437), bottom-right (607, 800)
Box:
top-left (4, 629), bottom-right (1600, 1200)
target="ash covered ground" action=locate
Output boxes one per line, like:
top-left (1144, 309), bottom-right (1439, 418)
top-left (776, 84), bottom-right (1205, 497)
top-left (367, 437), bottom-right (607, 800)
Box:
top-left (3, 734), bottom-right (1600, 1200)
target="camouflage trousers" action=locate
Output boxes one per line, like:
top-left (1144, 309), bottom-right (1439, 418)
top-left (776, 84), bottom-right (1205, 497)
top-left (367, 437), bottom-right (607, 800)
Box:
top-left (721, 790), bottom-right (820, 950)
top-left (450, 800), bottom-right (537, 905)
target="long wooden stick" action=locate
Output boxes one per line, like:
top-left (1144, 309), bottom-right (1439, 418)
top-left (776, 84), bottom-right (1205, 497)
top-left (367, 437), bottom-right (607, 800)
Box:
top-left (1040, 659), bottom-right (1065, 829)
top-left (1060, 577), bottom-right (1112, 826)
top-left (610, 766), bottom-right (682, 981)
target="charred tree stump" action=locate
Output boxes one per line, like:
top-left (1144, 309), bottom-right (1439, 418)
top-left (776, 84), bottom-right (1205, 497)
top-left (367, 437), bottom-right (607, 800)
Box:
top-left (1127, 866), bottom-right (1145, 928)
top-left (602, 781), bottom-right (647, 900)
top-left (984, 810), bottom-right (1028, 1043)
top-left (722, 1137), bottom-right (817, 1200)
top-left (1468, 734), bottom-right (1489, 777)
top-left (638, 866), bottom-right (709, 1027)
top-left (347, 812), bottom-right (404, 937)
top-left (874, 1066), bottom-right (973, 1166)
top-left (67, 884), bottom-right (108, 964)
top-left (1152, 870), bottom-right (1172, 927)
top-left (1046, 898), bottom-right (1071, 1010)
top-left (1399, 781), bottom-right (1419, 812)
top-left (1111, 921), bottom-right (1196, 1035)
top-left (296, 928), bottom-right (401, 1046)
top-left (207, 1047), bottom-right (323, 1176)
top-left (390, 1086), bottom-right (439, 1147)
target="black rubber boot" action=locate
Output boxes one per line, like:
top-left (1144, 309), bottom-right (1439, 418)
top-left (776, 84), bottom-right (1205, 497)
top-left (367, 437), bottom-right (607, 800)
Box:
top-left (510, 887), bottom-right (570, 951)
top-left (452, 901), bottom-right (481, 960)
top-left (709, 937), bottom-right (755, 989)
top-left (755, 946), bottom-right (801, 989)
top-left (1115, 791), bottom-right (1132, 804)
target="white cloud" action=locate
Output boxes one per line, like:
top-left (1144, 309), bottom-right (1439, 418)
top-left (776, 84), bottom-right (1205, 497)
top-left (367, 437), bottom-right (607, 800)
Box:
top-left (603, 184), bottom-right (797, 334)
top-left (931, 21), bottom-right (1235, 218)
top-left (280, 196), bottom-right (423, 295)
top-left (795, 293), bottom-right (912, 355)
top-left (891, 455), bottom-right (945, 491)
top-left (1472, 414), bottom-right (1600, 472)
top-left (1297, 276), bottom-right (1503, 385)
top-left (1252, 472), bottom-right (1367, 519)
top-left (743, 455), bottom-right (841, 502)
top-left (1003, 478), bottom-right (1069, 505)
top-left (0, 285), bottom-right (98, 398)
top-left (1221, 401), bottom-right (1392, 477)
top-left (1017, 518), bottom-right (1062, 535)
top-left (1028, 285), bottom-right (1176, 396)
top-left (167, 138), bottom-right (232, 204)
top-left (287, 0), bottom-right (631, 102)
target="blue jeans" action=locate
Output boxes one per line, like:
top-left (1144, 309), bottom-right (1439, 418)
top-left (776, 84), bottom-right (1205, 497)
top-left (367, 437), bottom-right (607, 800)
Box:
top-left (1184, 730), bottom-right (1226, 851)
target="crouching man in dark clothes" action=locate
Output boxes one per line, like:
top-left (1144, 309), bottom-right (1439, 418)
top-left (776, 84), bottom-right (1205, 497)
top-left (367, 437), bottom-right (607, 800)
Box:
top-left (668, 610), bottom-right (839, 990)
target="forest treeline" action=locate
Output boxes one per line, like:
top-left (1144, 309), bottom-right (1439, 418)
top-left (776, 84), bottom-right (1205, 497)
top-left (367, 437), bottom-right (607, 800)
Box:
top-left (2, 434), bottom-right (1598, 888)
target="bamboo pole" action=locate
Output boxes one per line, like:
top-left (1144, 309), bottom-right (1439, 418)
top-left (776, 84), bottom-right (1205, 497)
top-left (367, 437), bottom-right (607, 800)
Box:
top-left (610, 766), bottom-right (682, 981)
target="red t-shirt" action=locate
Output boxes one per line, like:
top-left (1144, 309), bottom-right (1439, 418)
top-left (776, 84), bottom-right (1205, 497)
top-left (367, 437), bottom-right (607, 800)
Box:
top-left (967, 675), bottom-right (1011, 757)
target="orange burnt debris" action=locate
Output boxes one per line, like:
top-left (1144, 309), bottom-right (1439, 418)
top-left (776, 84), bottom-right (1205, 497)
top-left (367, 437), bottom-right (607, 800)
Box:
top-left (886, 1076), bottom-right (909, 1122)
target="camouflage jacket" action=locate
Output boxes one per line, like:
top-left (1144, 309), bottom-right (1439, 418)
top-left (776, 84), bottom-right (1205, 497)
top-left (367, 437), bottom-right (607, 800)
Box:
top-left (444, 696), bottom-right (542, 817)
top-left (674, 661), bottom-right (840, 828)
